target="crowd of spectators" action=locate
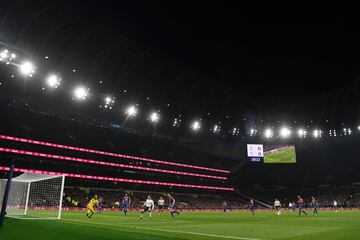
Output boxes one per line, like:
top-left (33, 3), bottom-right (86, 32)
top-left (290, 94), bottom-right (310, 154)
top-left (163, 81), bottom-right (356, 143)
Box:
top-left (63, 187), bottom-right (244, 209)
top-left (245, 184), bottom-right (360, 208)
top-left (63, 184), bottom-right (360, 210)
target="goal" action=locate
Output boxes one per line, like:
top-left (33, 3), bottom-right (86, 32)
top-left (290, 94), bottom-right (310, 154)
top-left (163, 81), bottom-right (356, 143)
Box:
top-left (0, 173), bottom-right (65, 219)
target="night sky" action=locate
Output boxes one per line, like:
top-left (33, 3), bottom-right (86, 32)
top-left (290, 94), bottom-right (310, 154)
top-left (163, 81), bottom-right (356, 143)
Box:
top-left (0, 2), bottom-right (359, 127)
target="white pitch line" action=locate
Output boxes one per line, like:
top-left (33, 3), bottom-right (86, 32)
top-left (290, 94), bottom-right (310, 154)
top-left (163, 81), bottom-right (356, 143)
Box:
top-left (62, 218), bottom-right (191, 225)
top-left (61, 218), bottom-right (261, 240)
top-left (134, 226), bottom-right (262, 240)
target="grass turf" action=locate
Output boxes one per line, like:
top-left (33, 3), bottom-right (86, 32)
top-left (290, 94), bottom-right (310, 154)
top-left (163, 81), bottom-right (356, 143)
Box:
top-left (1, 210), bottom-right (360, 240)
top-left (264, 146), bottom-right (296, 163)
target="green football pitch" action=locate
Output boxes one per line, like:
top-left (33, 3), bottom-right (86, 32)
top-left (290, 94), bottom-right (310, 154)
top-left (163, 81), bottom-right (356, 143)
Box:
top-left (264, 146), bottom-right (296, 163)
top-left (1, 210), bottom-right (360, 240)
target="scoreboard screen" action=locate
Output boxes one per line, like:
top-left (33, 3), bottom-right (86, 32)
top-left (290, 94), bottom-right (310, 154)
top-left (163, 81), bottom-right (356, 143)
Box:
top-left (264, 145), bottom-right (297, 163)
top-left (246, 144), bottom-right (264, 162)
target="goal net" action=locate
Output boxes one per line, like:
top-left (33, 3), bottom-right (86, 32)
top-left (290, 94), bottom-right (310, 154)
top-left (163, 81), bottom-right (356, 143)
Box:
top-left (0, 173), bottom-right (65, 219)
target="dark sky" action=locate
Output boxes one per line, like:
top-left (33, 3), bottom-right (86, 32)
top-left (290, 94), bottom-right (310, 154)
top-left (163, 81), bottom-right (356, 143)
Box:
top-left (80, 6), bottom-right (360, 90)
top-left (0, 2), bottom-right (359, 126)
top-left (82, 6), bottom-right (359, 94)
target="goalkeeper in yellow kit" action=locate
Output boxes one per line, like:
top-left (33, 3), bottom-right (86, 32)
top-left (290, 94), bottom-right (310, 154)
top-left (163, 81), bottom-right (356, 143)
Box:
top-left (86, 195), bottom-right (99, 218)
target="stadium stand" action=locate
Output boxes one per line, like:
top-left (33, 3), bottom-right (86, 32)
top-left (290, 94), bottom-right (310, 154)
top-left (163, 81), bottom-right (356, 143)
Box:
top-left (1, 106), bottom-right (360, 210)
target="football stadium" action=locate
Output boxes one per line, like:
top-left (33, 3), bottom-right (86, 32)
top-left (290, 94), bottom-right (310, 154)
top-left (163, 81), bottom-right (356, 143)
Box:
top-left (1, 3), bottom-right (360, 240)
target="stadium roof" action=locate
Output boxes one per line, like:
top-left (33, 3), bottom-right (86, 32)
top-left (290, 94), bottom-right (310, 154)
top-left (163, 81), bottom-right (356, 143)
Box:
top-left (0, 3), bottom-right (359, 135)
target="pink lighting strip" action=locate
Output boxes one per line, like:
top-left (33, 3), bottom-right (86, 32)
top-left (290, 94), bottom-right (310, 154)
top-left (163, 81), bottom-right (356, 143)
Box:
top-left (0, 135), bottom-right (229, 173)
top-left (0, 147), bottom-right (227, 180)
top-left (0, 166), bottom-right (234, 191)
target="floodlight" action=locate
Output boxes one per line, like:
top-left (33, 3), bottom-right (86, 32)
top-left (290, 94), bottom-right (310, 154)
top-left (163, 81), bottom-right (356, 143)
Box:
top-left (250, 128), bottom-right (257, 136)
top-left (313, 129), bottom-right (322, 138)
top-left (105, 97), bottom-right (111, 104)
top-left (126, 105), bottom-right (138, 117)
top-left (280, 127), bottom-right (291, 138)
top-left (73, 86), bottom-right (88, 100)
top-left (149, 112), bottom-right (160, 123)
top-left (173, 118), bottom-right (181, 127)
top-left (19, 61), bottom-right (35, 76)
top-left (101, 96), bottom-right (115, 109)
top-left (232, 127), bottom-right (239, 135)
top-left (191, 121), bottom-right (201, 131)
top-left (298, 129), bottom-right (307, 138)
top-left (313, 130), bottom-right (319, 138)
top-left (46, 74), bottom-right (61, 88)
top-left (0, 49), bottom-right (8, 60)
top-left (212, 125), bottom-right (220, 133)
top-left (329, 129), bottom-right (336, 137)
top-left (264, 129), bottom-right (273, 138)
top-left (343, 128), bottom-right (352, 136)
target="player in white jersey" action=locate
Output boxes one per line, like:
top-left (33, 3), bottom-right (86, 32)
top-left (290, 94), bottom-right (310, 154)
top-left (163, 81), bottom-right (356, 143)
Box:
top-left (140, 195), bottom-right (155, 219)
top-left (158, 197), bottom-right (165, 212)
top-left (274, 199), bottom-right (281, 215)
top-left (333, 200), bottom-right (338, 212)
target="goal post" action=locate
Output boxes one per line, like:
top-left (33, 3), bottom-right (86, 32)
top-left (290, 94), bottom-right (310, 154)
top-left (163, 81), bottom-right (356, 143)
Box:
top-left (0, 173), bottom-right (65, 219)
top-left (58, 174), bottom-right (65, 219)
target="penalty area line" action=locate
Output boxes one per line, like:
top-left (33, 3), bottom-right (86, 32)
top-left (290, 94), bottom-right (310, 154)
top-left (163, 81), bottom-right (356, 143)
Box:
top-left (134, 226), bottom-right (262, 240)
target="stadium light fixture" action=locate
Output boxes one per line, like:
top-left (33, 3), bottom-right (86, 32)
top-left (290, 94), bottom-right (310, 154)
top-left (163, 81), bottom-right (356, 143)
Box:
top-left (358, 126), bottom-right (360, 131)
top-left (149, 112), bottom-right (160, 123)
top-left (125, 105), bottom-right (138, 117)
top-left (0, 49), bottom-right (8, 60)
top-left (191, 120), bottom-right (201, 131)
top-left (329, 129), bottom-right (337, 137)
top-left (19, 61), bottom-right (35, 76)
top-left (173, 118), bottom-right (181, 127)
top-left (232, 127), bottom-right (239, 136)
top-left (280, 127), bottom-right (291, 138)
top-left (343, 128), bottom-right (352, 136)
top-left (313, 130), bottom-right (318, 138)
top-left (73, 86), bottom-right (88, 100)
top-left (100, 96), bottom-right (115, 109)
top-left (46, 74), bottom-right (61, 88)
top-left (250, 128), bottom-right (257, 136)
top-left (298, 129), bottom-right (307, 138)
top-left (264, 128), bottom-right (273, 138)
top-left (212, 124), bottom-right (221, 133)
top-left (313, 129), bottom-right (322, 138)
top-left (105, 97), bottom-right (112, 104)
